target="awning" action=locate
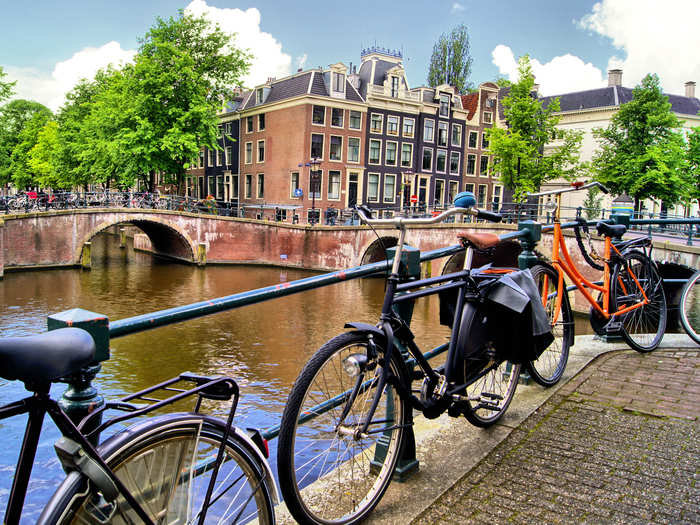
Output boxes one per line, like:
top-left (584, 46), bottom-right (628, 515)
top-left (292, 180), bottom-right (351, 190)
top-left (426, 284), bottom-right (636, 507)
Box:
top-left (242, 204), bottom-right (303, 210)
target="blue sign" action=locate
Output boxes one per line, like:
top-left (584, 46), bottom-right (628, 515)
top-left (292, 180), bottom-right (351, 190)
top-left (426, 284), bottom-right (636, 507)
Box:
top-left (294, 188), bottom-right (303, 198)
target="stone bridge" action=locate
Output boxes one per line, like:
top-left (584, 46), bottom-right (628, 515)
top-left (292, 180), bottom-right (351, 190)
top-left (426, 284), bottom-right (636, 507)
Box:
top-left (1, 209), bottom-right (697, 314)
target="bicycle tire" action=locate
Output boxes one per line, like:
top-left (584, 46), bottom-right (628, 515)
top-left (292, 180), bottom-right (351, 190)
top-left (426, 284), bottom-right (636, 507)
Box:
top-left (526, 263), bottom-right (573, 386)
top-left (277, 331), bottom-right (410, 525)
top-left (679, 270), bottom-right (700, 345)
top-left (611, 250), bottom-right (667, 352)
top-left (458, 305), bottom-right (521, 427)
top-left (39, 413), bottom-right (275, 525)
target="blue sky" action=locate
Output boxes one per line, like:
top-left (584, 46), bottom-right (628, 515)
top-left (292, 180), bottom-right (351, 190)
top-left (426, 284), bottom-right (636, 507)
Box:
top-left (2, 0), bottom-right (699, 110)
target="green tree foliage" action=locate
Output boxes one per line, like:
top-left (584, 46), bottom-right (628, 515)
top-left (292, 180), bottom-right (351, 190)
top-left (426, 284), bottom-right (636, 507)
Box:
top-left (427, 24), bottom-right (473, 93)
top-left (0, 100), bottom-right (52, 187)
top-left (9, 109), bottom-right (54, 189)
top-left (486, 55), bottom-right (583, 200)
top-left (592, 74), bottom-right (690, 205)
top-left (0, 66), bottom-right (15, 103)
top-left (28, 121), bottom-right (62, 188)
top-left (686, 125), bottom-right (700, 203)
top-left (582, 187), bottom-right (603, 219)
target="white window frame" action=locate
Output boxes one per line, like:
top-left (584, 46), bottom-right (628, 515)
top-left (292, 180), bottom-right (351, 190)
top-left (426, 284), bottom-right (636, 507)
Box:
top-left (422, 147), bottom-right (433, 171)
top-left (435, 179), bottom-right (445, 206)
top-left (245, 174), bottom-right (253, 198)
top-left (437, 122), bottom-right (448, 147)
top-left (349, 110), bottom-right (362, 130)
top-left (370, 113), bottom-right (383, 134)
top-left (332, 72), bottom-right (345, 93)
top-left (246, 116), bottom-right (254, 133)
top-left (451, 124), bottom-right (462, 147)
top-left (258, 113), bottom-right (265, 131)
top-left (257, 173), bottom-right (265, 199)
top-left (367, 173), bottom-right (380, 203)
top-left (244, 142), bottom-right (253, 164)
top-left (477, 184), bottom-right (487, 208)
top-left (310, 133), bottom-right (324, 160)
top-left (328, 170), bottom-right (341, 200)
top-left (347, 137), bottom-right (360, 163)
top-left (383, 173), bottom-right (396, 203)
top-left (368, 139), bottom-right (382, 165)
top-left (423, 119), bottom-right (435, 143)
top-left (449, 151), bottom-right (460, 175)
top-left (479, 155), bottom-right (489, 177)
top-left (329, 135), bottom-right (343, 162)
top-left (483, 111), bottom-right (493, 124)
top-left (309, 170), bottom-right (322, 199)
top-left (331, 108), bottom-right (344, 128)
top-left (312, 105), bottom-right (325, 126)
top-left (290, 172), bottom-right (300, 198)
top-left (257, 139), bottom-right (265, 163)
top-left (468, 130), bottom-right (478, 149)
top-left (466, 153), bottom-right (476, 175)
top-left (402, 117), bottom-right (415, 138)
top-left (225, 145), bottom-right (233, 166)
top-left (436, 149), bottom-right (447, 174)
top-left (439, 93), bottom-right (450, 117)
top-left (401, 143), bottom-right (413, 168)
top-left (387, 115), bottom-right (399, 136)
top-left (448, 180), bottom-right (459, 204)
top-left (385, 140), bottom-right (398, 167)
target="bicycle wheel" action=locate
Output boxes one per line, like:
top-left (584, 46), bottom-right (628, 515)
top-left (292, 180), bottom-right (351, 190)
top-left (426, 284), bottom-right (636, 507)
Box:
top-left (277, 331), bottom-right (409, 525)
top-left (680, 270), bottom-right (700, 345)
top-left (526, 263), bottom-right (573, 386)
top-left (40, 414), bottom-right (275, 525)
top-left (612, 250), bottom-right (667, 352)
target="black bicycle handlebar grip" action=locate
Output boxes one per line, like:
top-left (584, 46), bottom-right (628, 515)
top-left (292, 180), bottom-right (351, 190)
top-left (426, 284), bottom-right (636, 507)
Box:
top-left (357, 205), bottom-right (372, 217)
top-left (595, 182), bottom-right (610, 194)
top-left (476, 209), bottom-right (503, 223)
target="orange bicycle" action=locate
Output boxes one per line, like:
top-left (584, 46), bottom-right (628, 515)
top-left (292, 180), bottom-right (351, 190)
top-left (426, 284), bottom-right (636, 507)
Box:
top-left (526, 182), bottom-right (666, 385)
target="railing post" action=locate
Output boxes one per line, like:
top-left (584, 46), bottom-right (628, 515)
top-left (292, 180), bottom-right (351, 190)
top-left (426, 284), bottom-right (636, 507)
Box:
top-left (374, 244), bottom-right (420, 480)
top-left (516, 220), bottom-right (541, 270)
top-left (48, 309), bottom-right (110, 444)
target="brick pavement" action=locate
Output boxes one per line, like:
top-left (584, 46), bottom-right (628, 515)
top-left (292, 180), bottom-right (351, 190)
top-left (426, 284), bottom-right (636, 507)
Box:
top-left (412, 349), bottom-right (700, 524)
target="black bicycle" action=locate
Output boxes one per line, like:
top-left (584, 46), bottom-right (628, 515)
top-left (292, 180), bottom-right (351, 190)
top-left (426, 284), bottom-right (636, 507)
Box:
top-left (680, 269), bottom-right (700, 345)
top-left (276, 198), bottom-right (552, 524)
top-left (0, 327), bottom-right (277, 524)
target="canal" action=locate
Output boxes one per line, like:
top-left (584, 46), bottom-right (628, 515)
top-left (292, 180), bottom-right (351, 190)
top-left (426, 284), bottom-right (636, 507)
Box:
top-left (0, 231), bottom-right (454, 521)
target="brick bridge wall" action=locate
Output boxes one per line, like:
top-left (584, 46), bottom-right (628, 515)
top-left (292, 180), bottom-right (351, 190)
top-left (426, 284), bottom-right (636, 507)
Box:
top-left (1, 210), bottom-right (697, 314)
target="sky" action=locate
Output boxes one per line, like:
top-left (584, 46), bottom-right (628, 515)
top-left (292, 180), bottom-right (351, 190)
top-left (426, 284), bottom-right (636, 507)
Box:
top-left (1, 0), bottom-right (699, 112)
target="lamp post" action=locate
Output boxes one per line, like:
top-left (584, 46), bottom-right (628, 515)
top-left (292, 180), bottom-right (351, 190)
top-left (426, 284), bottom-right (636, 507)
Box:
top-left (299, 157), bottom-right (321, 225)
top-left (401, 170), bottom-right (414, 216)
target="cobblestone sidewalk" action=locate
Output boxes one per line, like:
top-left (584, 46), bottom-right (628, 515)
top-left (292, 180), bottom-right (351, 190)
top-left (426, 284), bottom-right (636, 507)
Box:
top-left (412, 349), bottom-right (700, 524)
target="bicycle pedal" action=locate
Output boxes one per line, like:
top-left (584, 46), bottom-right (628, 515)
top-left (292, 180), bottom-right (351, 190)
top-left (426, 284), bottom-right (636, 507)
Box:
top-left (605, 321), bottom-right (623, 335)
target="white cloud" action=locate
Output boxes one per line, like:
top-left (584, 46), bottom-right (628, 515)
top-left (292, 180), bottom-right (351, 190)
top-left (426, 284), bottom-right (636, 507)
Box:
top-left (451, 3), bottom-right (465, 12)
top-left (296, 54), bottom-right (308, 71)
top-left (7, 41), bottom-right (135, 111)
top-left (579, 0), bottom-right (700, 95)
top-left (185, 0), bottom-right (292, 87)
top-left (491, 44), bottom-right (605, 96)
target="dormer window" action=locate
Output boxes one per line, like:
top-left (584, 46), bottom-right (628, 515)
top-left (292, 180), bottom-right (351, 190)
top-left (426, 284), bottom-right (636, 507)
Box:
top-left (439, 94), bottom-right (450, 117)
top-left (256, 88), bottom-right (264, 104)
top-left (391, 76), bottom-right (399, 97)
top-left (332, 72), bottom-right (345, 93)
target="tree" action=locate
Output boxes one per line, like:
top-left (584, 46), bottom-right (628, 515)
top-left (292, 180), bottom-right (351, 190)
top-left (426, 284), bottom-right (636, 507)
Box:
top-left (581, 187), bottom-right (604, 219)
top-left (686, 125), bottom-right (700, 204)
top-left (486, 55), bottom-right (583, 200)
top-left (592, 73), bottom-right (689, 206)
top-left (427, 24), bottom-right (473, 93)
top-left (0, 100), bottom-right (52, 186)
top-left (28, 121), bottom-right (62, 188)
top-left (9, 109), bottom-right (54, 189)
top-left (0, 66), bottom-right (15, 103)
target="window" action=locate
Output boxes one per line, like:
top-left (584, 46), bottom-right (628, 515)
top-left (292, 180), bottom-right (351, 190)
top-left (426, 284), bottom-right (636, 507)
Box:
top-left (257, 174), bottom-right (264, 198)
top-left (245, 174), bottom-right (252, 198)
top-left (258, 114), bottom-right (265, 131)
top-left (422, 147), bottom-right (433, 171)
top-left (309, 170), bottom-right (322, 198)
top-left (448, 181), bottom-right (458, 204)
top-left (367, 173), bottom-right (379, 202)
top-left (290, 172), bottom-right (300, 198)
top-left (391, 76), bottom-right (399, 97)
top-left (332, 72), bottom-right (345, 92)
top-left (451, 124), bottom-right (462, 146)
top-left (312, 105), bottom-right (325, 125)
top-left (468, 131), bottom-right (478, 149)
top-left (435, 179), bottom-right (445, 206)
top-left (225, 146), bottom-right (232, 165)
top-left (331, 108), bottom-right (344, 127)
top-left (436, 150), bottom-right (447, 173)
top-left (477, 185), bottom-right (487, 208)
top-left (450, 152), bottom-right (460, 174)
top-left (349, 110), bottom-right (362, 129)
top-left (217, 124), bottom-right (223, 138)
top-left (402, 117), bottom-right (415, 138)
top-left (384, 174), bottom-right (396, 203)
top-left (328, 170), bottom-right (341, 199)
top-left (347, 137), bottom-right (360, 163)
top-left (329, 136), bottom-right (342, 161)
top-left (231, 174), bottom-right (239, 199)
top-left (493, 185), bottom-right (503, 210)
top-left (198, 150), bottom-right (205, 168)
top-left (385, 141), bottom-right (397, 166)
top-left (307, 209), bottom-right (320, 223)
top-left (245, 142), bottom-right (252, 164)
top-left (401, 143), bottom-right (413, 168)
top-left (370, 113), bottom-right (383, 134)
top-left (216, 149), bottom-right (222, 166)
top-left (256, 88), bottom-right (264, 104)
top-left (311, 134), bottom-right (324, 159)
top-left (208, 176), bottom-right (216, 197)
top-left (482, 133), bottom-right (489, 149)
top-left (208, 149), bottom-right (215, 166)
top-left (257, 140), bottom-right (265, 163)
top-left (369, 139), bottom-right (381, 164)
top-left (387, 115), bottom-right (399, 136)
top-left (480, 156), bottom-right (489, 176)
top-left (217, 175), bottom-right (224, 199)
top-left (465, 183), bottom-right (474, 194)
top-left (466, 154), bottom-right (476, 175)
top-left (439, 93), bottom-right (450, 117)
top-left (246, 116), bottom-right (253, 133)
top-left (437, 122), bottom-right (448, 147)
top-left (483, 111), bottom-right (493, 124)
top-left (423, 119), bottom-right (434, 142)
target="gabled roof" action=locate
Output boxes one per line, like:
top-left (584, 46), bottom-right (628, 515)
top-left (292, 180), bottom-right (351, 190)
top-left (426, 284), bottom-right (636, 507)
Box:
top-left (265, 72), bottom-right (313, 104)
top-left (460, 93), bottom-right (479, 119)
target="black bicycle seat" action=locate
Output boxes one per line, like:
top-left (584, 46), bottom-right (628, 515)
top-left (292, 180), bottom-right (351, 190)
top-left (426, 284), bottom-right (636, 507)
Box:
top-left (596, 222), bottom-right (627, 238)
top-left (0, 328), bottom-right (95, 386)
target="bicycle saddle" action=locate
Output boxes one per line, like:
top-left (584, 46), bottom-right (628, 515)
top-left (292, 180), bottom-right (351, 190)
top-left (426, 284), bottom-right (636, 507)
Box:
top-left (458, 232), bottom-right (501, 250)
top-left (596, 222), bottom-right (627, 238)
top-left (0, 328), bottom-right (95, 385)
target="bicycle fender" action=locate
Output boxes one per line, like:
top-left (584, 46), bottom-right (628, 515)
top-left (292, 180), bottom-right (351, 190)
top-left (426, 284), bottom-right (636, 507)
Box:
top-left (230, 426), bottom-right (280, 504)
top-left (344, 322), bottom-right (385, 340)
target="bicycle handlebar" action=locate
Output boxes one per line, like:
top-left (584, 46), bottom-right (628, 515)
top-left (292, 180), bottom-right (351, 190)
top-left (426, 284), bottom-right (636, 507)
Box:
top-left (354, 206), bottom-right (502, 227)
top-left (527, 181), bottom-right (609, 198)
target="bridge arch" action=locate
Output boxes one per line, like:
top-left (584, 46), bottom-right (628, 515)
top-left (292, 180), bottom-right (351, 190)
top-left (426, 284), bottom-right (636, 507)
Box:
top-left (76, 215), bottom-right (197, 264)
top-left (360, 236), bottom-right (399, 266)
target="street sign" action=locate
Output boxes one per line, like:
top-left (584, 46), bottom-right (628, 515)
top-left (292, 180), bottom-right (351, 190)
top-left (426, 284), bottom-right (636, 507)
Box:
top-left (410, 195), bottom-right (418, 203)
top-left (293, 188), bottom-right (303, 198)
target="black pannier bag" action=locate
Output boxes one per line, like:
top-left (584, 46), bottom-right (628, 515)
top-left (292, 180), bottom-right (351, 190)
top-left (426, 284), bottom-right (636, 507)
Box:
top-left (449, 269), bottom-right (554, 367)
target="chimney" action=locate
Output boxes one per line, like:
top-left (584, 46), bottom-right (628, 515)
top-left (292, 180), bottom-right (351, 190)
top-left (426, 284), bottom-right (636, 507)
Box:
top-left (685, 81), bottom-right (696, 98)
top-left (608, 69), bottom-right (623, 87)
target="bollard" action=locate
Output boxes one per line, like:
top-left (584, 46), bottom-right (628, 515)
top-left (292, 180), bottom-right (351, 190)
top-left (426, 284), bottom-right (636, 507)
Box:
top-left (197, 242), bottom-right (207, 266)
top-left (80, 242), bottom-right (91, 270)
top-left (119, 227), bottom-right (126, 248)
top-left (48, 309), bottom-right (110, 445)
top-left (516, 220), bottom-right (541, 270)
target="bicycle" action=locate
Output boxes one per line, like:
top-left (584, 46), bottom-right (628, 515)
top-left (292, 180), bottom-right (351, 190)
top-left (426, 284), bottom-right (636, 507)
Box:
top-left (0, 327), bottom-right (277, 524)
top-left (679, 269), bottom-right (700, 345)
top-left (276, 196), bottom-right (553, 524)
top-left (526, 182), bottom-right (666, 365)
